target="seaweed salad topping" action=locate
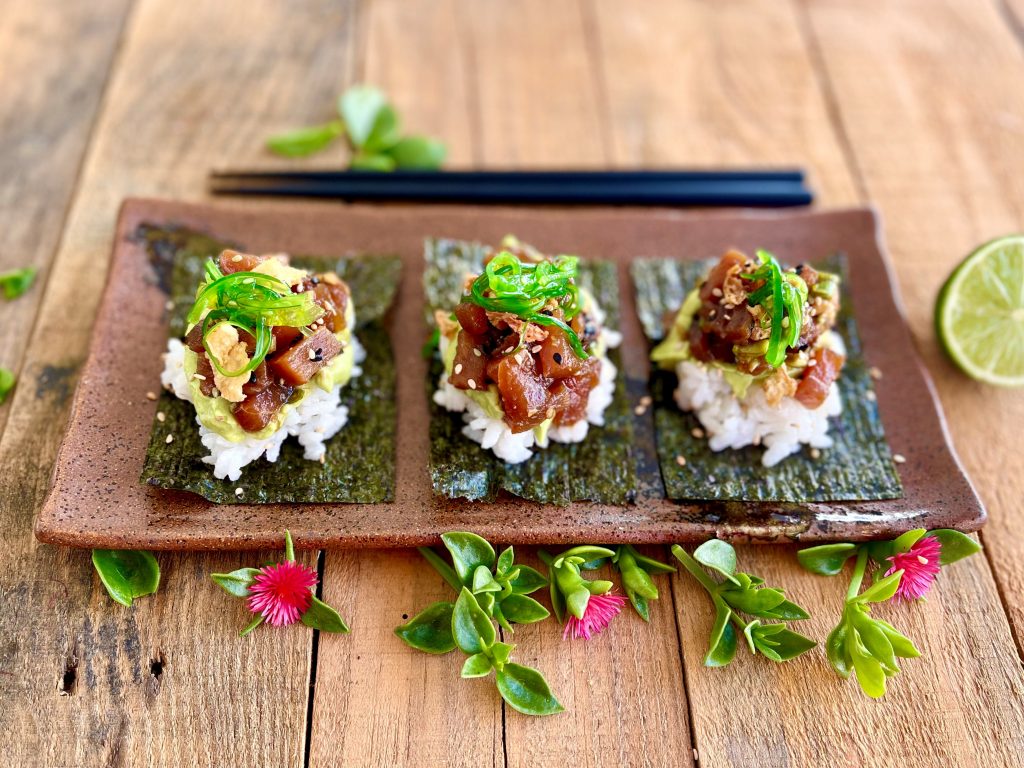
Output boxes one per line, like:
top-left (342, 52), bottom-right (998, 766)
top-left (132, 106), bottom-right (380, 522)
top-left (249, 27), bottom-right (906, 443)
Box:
top-left (463, 250), bottom-right (589, 359)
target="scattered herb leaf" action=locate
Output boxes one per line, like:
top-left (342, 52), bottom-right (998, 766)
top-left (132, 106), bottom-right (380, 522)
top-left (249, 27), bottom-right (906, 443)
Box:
top-left (0, 367), bottom-right (14, 404)
top-left (91, 549), bottom-right (160, 607)
top-left (0, 266), bottom-right (37, 300)
top-left (266, 121), bottom-right (345, 157)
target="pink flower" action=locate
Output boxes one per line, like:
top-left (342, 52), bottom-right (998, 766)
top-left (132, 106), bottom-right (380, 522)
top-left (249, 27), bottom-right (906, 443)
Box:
top-left (247, 561), bottom-right (318, 626)
top-left (885, 535), bottom-right (942, 601)
top-left (563, 592), bottom-right (627, 640)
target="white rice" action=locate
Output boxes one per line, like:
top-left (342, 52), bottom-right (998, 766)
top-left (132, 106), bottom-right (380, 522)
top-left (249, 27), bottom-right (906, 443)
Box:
top-left (673, 359), bottom-right (842, 467)
top-left (160, 335), bottom-right (364, 481)
top-left (432, 324), bottom-right (620, 465)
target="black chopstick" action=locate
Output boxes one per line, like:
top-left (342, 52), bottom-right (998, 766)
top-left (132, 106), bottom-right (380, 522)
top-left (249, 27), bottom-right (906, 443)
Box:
top-left (208, 169), bottom-right (813, 207)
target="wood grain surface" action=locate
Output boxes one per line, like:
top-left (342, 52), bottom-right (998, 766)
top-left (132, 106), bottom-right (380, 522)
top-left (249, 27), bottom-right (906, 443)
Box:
top-left (2, 0), bottom-right (1023, 767)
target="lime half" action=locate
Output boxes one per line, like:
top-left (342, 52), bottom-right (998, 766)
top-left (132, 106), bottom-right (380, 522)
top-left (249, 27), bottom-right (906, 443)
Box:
top-left (936, 235), bottom-right (1024, 387)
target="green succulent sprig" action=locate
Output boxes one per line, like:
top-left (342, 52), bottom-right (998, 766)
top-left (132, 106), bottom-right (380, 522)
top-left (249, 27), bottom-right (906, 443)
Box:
top-left (396, 532), bottom-right (561, 716)
top-left (672, 541), bottom-right (815, 667)
top-left (267, 84), bottom-right (446, 170)
top-left (539, 545), bottom-right (616, 624)
top-left (611, 545), bottom-right (676, 621)
top-left (405, 532), bottom-right (550, 634)
top-left (798, 528), bottom-right (980, 698)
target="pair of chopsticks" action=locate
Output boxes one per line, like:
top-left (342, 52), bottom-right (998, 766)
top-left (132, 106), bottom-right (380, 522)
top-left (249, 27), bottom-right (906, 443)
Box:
top-left (209, 169), bottom-right (813, 207)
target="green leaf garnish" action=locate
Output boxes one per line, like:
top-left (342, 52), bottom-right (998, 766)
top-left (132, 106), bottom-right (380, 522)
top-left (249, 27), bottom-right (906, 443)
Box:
top-left (495, 662), bottom-right (564, 716)
top-left (441, 532), bottom-right (496, 586)
top-left (339, 85), bottom-right (389, 148)
top-left (210, 567), bottom-right (261, 597)
top-left (91, 549), bottom-right (160, 607)
top-left (452, 587), bottom-right (495, 654)
top-left (187, 260), bottom-right (322, 377)
top-left (465, 252), bottom-right (589, 359)
top-left (612, 544), bottom-right (675, 622)
top-left (349, 152), bottom-right (396, 171)
top-left (386, 136), bottom-right (446, 169)
top-left (395, 602), bottom-right (457, 654)
top-left (362, 105), bottom-right (401, 152)
top-left (301, 595), bottom-right (350, 634)
top-left (461, 653), bottom-right (493, 678)
top-left (672, 542), bottom-right (814, 668)
top-left (0, 267), bottom-right (37, 300)
top-left (929, 529), bottom-right (982, 565)
top-left (266, 121), bottom-right (345, 157)
top-left (0, 367), bottom-right (15, 404)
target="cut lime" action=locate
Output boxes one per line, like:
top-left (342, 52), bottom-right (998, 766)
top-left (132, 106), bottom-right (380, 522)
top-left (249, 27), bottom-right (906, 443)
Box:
top-left (936, 235), bottom-right (1024, 387)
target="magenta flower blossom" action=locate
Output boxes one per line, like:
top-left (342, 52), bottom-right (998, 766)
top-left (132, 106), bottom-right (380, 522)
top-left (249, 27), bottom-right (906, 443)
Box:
top-left (885, 535), bottom-right (942, 601)
top-left (247, 560), bottom-right (318, 626)
top-left (563, 592), bottom-right (627, 640)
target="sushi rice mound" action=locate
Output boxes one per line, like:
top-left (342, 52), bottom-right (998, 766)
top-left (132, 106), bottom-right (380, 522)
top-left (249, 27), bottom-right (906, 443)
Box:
top-left (161, 335), bottom-right (365, 481)
top-left (434, 306), bottom-right (622, 465)
top-left (672, 332), bottom-right (845, 467)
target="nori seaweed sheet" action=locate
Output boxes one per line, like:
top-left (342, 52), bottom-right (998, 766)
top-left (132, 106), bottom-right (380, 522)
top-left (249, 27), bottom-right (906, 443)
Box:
top-left (425, 238), bottom-right (636, 505)
top-left (631, 256), bottom-right (903, 502)
top-left (137, 225), bottom-right (400, 503)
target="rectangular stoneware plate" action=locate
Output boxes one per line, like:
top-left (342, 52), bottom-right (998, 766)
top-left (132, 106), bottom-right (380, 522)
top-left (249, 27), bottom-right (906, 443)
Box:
top-left (35, 198), bottom-right (985, 550)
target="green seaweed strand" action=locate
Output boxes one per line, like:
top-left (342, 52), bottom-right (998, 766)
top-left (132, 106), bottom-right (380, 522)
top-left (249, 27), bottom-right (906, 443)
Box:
top-left (743, 249), bottom-right (806, 368)
top-left (186, 259), bottom-right (324, 377)
top-left (463, 252), bottom-right (589, 359)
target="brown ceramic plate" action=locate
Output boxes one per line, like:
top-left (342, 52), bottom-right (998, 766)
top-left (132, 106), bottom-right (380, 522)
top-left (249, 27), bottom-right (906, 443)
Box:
top-left (35, 198), bottom-right (985, 551)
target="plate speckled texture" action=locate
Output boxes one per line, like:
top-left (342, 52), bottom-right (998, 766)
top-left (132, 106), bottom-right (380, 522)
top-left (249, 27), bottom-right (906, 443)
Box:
top-left (35, 198), bottom-right (985, 550)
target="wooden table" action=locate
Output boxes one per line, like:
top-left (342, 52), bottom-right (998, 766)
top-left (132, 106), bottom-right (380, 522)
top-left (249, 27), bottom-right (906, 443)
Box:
top-left (3, 1), bottom-right (1023, 765)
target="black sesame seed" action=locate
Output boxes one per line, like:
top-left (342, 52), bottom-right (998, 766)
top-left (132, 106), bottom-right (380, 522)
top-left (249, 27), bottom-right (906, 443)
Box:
top-left (553, 352), bottom-right (562, 365)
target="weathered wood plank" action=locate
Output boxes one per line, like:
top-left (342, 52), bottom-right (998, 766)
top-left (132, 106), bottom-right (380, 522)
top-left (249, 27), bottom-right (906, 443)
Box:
top-left (595, 0), bottom-right (1024, 765)
top-left (0, 0), bottom-right (132, 436)
top-left (464, 0), bottom-right (608, 167)
top-left (0, 0), bottom-right (361, 765)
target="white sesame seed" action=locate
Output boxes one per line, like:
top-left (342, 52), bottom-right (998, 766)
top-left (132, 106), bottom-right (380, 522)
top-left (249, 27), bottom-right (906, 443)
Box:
top-left (231, 253), bottom-right (243, 263)
top-left (893, 453), bottom-right (906, 464)
top-left (807, 359), bottom-right (817, 367)
top-left (634, 405), bottom-right (647, 416)
top-left (165, 300), bottom-right (174, 311)
top-left (235, 487), bottom-right (244, 497)
top-left (165, 434), bottom-right (174, 444)
top-left (531, 345), bottom-right (542, 354)
top-left (193, 373), bottom-right (206, 381)
top-left (691, 427), bottom-right (705, 439)
top-left (869, 366), bottom-right (883, 380)
top-left (473, 348), bottom-right (482, 357)
top-left (917, 555), bottom-right (929, 565)
top-left (156, 411), bottom-right (166, 423)
top-left (675, 455), bottom-right (687, 467)
top-left (145, 391), bottom-right (157, 401)
top-left (468, 379), bottom-right (477, 390)
top-left (308, 348), bottom-right (316, 360)
top-left (640, 395), bottom-right (652, 407)
top-left (810, 447), bottom-right (822, 460)
top-left (454, 363), bottom-right (463, 375)
top-left (708, 475), bottom-right (716, 483)
top-left (866, 391), bottom-right (877, 402)
top-left (711, 287), bottom-right (723, 298)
